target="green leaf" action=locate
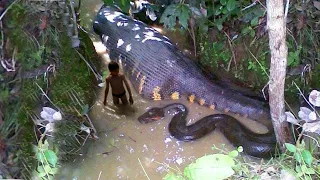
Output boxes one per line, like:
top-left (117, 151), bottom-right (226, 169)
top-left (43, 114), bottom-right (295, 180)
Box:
top-left (305, 167), bottom-right (315, 175)
top-left (38, 172), bottom-right (47, 178)
top-left (37, 166), bottom-right (47, 178)
top-left (49, 167), bottom-right (58, 175)
top-left (301, 150), bottom-right (313, 166)
top-left (177, 4), bottom-right (191, 29)
top-left (297, 171), bottom-right (304, 177)
top-left (251, 17), bottom-right (259, 26)
top-left (214, 9), bottom-right (221, 16)
top-left (295, 165), bottom-right (301, 172)
top-left (241, 27), bottom-right (251, 35)
top-left (103, 0), bottom-right (113, 5)
top-left (285, 143), bottom-right (297, 153)
top-left (102, 70), bottom-right (109, 79)
top-left (295, 153), bottom-right (302, 163)
top-left (228, 150), bottom-right (238, 158)
top-left (220, 0), bottom-right (227, 5)
top-left (163, 172), bottom-right (185, 180)
top-left (227, 0), bottom-right (236, 11)
top-left (250, 30), bottom-right (255, 37)
top-left (44, 150), bottom-right (58, 167)
top-left (222, 7), bottom-right (228, 14)
top-left (110, 138), bottom-right (115, 146)
top-left (160, 4), bottom-right (179, 30)
top-left (184, 154), bottom-right (235, 180)
top-left (43, 164), bottom-right (52, 173)
top-left (36, 152), bottom-right (46, 163)
top-left (294, 5), bottom-right (303, 11)
top-left (216, 23), bottom-right (223, 31)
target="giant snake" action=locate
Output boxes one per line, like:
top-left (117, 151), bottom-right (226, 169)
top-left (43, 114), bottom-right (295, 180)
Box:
top-left (93, 5), bottom-right (277, 158)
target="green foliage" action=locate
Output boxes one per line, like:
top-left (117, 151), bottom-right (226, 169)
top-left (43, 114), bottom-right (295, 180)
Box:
top-left (0, 87), bottom-right (9, 102)
top-left (241, 26), bottom-right (255, 37)
top-left (207, 0), bottom-right (240, 31)
top-left (163, 146), bottom-right (245, 180)
top-left (52, 118), bottom-right (83, 161)
top-left (287, 44), bottom-right (302, 67)
top-left (103, 0), bottom-right (131, 13)
top-left (184, 154), bottom-right (235, 180)
top-left (199, 37), bottom-right (231, 69)
top-left (50, 33), bottom-right (95, 114)
top-left (283, 141), bottom-right (319, 179)
top-left (160, 4), bottom-right (191, 30)
top-left (163, 172), bottom-right (185, 180)
top-left (33, 140), bottom-right (59, 179)
top-left (102, 70), bottom-right (109, 80)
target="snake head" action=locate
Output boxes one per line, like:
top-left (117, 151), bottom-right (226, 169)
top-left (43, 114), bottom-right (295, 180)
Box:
top-left (138, 107), bottom-right (165, 124)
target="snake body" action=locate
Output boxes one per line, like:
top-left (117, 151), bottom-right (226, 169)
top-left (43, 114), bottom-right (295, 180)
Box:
top-left (93, 6), bottom-right (277, 158)
top-left (138, 103), bottom-right (276, 158)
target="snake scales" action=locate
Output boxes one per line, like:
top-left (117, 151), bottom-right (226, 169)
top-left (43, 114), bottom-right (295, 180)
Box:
top-left (93, 5), bottom-right (277, 158)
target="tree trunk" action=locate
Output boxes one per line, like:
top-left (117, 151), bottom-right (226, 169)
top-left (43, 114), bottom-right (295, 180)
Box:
top-left (266, 0), bottom-right (294, 151)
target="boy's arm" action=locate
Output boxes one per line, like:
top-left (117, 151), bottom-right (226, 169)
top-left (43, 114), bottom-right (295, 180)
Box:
top-left (123, 76), bottom-right (133, 104)
top-left (104, 79), bottom-right (110, 105)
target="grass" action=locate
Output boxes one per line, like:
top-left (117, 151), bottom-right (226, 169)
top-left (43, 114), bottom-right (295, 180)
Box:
top-left (1, 1), bottom-right (101, 179)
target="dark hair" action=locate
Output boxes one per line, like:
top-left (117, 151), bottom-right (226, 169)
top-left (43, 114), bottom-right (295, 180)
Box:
top-left (108, 61), bottom-right (119, 71)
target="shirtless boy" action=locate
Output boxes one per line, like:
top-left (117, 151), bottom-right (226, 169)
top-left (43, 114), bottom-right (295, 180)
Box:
top-left (103, 61), bottom-right (133, 106)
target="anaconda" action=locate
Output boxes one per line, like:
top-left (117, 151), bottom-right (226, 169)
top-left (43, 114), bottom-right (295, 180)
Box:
top-left (93, 6), bottom-right (277, 158)
top-left (138, 103), bottom-right (276, 158)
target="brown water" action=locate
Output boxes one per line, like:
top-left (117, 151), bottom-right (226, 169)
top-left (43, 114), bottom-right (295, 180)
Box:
top-left (56, 2), bottom-right (267, 179)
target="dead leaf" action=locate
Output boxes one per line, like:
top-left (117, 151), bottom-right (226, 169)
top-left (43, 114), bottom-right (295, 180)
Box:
top-left (314, 1), bottom-right (320, 10)
top-left (303, 121), bottom-right (320, 134)
top-left (39, 15), bottom-right (48, 30)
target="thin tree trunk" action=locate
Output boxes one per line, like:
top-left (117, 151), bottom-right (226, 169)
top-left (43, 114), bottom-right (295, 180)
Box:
top-left (266, 0), bottom-right (294, 151)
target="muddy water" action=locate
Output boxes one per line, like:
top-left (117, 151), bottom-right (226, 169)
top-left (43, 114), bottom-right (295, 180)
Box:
top-left (56, 2), bottom-right (268, 179)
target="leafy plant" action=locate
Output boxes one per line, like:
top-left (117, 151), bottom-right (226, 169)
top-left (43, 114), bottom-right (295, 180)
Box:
top-left (287, 44), bottom-right (302, 67)
top-left (162, 146), bottom-right (246, 180)
top-left (208, 0), bottom-right (240, 31)
top-left (33, 140), bottom-right (59, 179)
top-left (160, 3), bottom-right (191, 30)
top-left (284, 142), bottom-right (317, 179)
top-left (103, 0), bottom-right (131, 13)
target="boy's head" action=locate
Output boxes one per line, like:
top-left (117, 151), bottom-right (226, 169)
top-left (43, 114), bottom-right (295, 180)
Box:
top-left (108, 61), bottom-right (119, 75)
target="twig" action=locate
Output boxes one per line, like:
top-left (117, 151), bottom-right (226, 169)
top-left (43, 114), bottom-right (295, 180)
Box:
top-left (256, 0), bottom-right (267, 9)
top-left (241, 1), bottom-right (258, 11)
top-left (97, 171), bottom-right (102, 180)
top-left (284, 0), bottom-right (290, 19)
top-left (0, 20), bottom-right (4, 58)
top-left (75, 49), bottom-right (102, 81)
top-left (261, 80), bottom-right (269, 100)
top-left (101, 151), bottom-right (112, 155)
top-left (127, 135), bottom-right (136, 142)
top-left (303, 133), bottom-right (320, 147)
top-left (224, 31), bottom-right (236, 72)
top-left (81, 133), bottom-right (90, 146)
top-left (286, 28), bottom-right (298, 48)
top-left (245, 44), bottom-right (269, 78)
top-left (292, 81), bottom-right (320, 118)
top-left (0, 0), bottom-right (20, 21)
top-left (153, 161), bottom-right (182, 173)
top-left (138, 158), bottom-right (151, 180)
top-left (35, 82), bottom-right (61, 112)
top-left (69, 0), bottom-right (78, 37)
top-left (84, 113), bottom-right (98, 137)
top-left (187, 20), bottom-right (197, 57)
top-left (257, 158), bottom-right (264, 174)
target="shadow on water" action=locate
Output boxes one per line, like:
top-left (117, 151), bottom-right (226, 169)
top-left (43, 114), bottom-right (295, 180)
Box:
top-left (55, 1), bottom-right (269, 179)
